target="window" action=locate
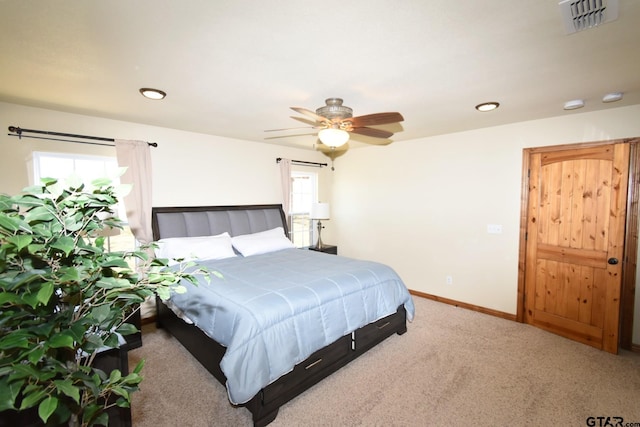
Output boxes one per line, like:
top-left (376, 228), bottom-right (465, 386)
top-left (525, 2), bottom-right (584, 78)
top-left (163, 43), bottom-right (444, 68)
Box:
top-left (31, 152), bottom-right (136, 252)
top-left (289, 171), bottom-right (318, 247)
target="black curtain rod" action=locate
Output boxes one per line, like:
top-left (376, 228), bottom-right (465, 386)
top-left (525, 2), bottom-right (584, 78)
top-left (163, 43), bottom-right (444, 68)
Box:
top-left (276, 157), bottom-right (327, 168)
top-left (7, 126), bottom-right (158, 147)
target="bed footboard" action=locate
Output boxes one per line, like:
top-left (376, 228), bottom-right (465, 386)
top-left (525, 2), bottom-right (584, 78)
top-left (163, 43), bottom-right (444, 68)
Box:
top-left (156, 298), bottom-right (407, 426)
top-left (156, 297), bottom-right (226, 384)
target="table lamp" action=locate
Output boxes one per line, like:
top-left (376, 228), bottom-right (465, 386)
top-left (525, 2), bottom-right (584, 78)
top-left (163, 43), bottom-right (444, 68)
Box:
top-left (311, 202), bottom-right (330, 250)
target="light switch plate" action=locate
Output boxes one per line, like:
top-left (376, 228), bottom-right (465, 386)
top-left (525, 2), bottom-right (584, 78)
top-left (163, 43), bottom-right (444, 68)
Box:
top-left (487, 224), bottom-right (503, 234)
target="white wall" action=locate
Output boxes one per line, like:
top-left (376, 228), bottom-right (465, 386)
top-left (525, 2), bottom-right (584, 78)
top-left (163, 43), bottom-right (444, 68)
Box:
top-left (2, 100), bottom-right (638, 345)
top-left (0, 101), bottom-right (333, 212)
top-left (331, 104), bottom-right (640, 344)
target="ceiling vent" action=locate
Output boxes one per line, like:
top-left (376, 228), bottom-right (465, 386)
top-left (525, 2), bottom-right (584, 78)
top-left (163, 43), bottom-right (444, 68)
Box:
top-left (559, 0), bottom-right (619, 34)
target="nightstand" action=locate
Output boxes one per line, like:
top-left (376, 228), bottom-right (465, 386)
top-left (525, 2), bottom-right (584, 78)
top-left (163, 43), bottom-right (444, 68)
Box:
top-left (309, 244), bottom-right (338, 255)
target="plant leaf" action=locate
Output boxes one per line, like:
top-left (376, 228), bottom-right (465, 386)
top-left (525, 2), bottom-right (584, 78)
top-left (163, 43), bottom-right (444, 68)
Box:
top-left (91, 177), bottom-right (112, 187)
top-left (21, 291), bottom-right (41, 309)
top-left (96, 277), bottom-right (132, 289)
top-left (36, 282), bottom-right (54, 305)
top-left (82, 403), bottom-right (101, 426)
top-left (92, 411), bottom-right (109, 426)
top-left (109, 369), bottom-right (122, 383)
top-left (19, 388), bottom-right (46, 409)
top-left (59, 266), bottom-right (81, 282)
top-left (83, 334), bottom-right (104, 352)
top-left (68, 323), bottom-right (87, 342)
top-left (100, 258), bottom-right (130, 268)
top-left (116, 397), bottom-right (131, 408)
top-left (0, 214), bottom-right (21, 232)
top-left (14, 194), bottom-right (47, 206)
top-left (115, 322), bottom-right (138, 336)
top-left (25, 205), bottom-right (54, 222)
top-left (0, 333), bottom-right (30, 349)
top-left (0, 292), bottom-right (23, 306)
top-left (173, 285), bottom-right (187, 294)
top-left (54, 379), bottom-right (80, 404)
top-left (28, 346), bottom-right (45, 364)
top-left (8, 363), bottom-right (42, 381)
top-left (48, 332), bottom-right (74, 349)
top-left (90, 305), bottom-right (110, 323)
top-left (111, 385), bottom-right (129, 400)
top-left (0, 378), bottom-right (22, 412)
top-left (133, 359), bottom-right (145, 374)
top-left (50, 236), bottom-right (75, 256)
top-left (6, 235), bottom-right (33, 251)
top-left (38, 396), bottom-right (58, 423)
top-left (40, 177), bottom-right (58, 186)
top-left (103, 333), bottom-right (119, 349)
top-left (156, 287), bottom-right (170, 301)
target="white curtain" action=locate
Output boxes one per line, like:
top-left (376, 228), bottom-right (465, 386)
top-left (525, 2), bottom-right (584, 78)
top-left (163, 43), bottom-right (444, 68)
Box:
top-left (279, 158), bottom-right (292, 234)
top-left (115, 139), bottom-right (153, 245)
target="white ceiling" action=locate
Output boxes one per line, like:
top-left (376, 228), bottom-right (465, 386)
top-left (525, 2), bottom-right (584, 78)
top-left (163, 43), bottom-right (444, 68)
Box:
top-left (1, 0), bottom-right (639, 151)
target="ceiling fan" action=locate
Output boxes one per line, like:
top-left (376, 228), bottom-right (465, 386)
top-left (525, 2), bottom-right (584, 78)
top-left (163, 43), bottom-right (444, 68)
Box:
top-left (266, 97), bottom-right (404, 149)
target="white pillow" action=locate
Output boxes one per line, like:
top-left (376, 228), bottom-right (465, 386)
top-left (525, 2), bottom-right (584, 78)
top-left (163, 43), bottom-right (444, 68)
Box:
top-left (231, 227), bottom-right (295, 257)
top-left (155, 233), bottom-right (236, 265)
top-left (240, 226), bottom-right (287, 238)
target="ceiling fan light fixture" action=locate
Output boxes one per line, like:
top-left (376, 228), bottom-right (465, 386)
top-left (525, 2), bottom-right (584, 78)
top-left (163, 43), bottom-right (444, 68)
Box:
top-left (475, 102), bottom-right (500, 112)
top-left (316, 98), bottom-right (353, 120)
top-left (318, 128), bottom-right (349, 148)
top-left (139, 88), bottom-right (166, 100)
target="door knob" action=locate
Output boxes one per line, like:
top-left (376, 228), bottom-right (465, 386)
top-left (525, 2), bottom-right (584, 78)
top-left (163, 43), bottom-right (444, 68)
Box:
top-left (607, 257), bottom-right (619, 265)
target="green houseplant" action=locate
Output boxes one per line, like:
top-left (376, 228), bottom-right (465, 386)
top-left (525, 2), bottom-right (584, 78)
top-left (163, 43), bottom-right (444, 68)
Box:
top-left (0, 178), bottom-right (204, 426)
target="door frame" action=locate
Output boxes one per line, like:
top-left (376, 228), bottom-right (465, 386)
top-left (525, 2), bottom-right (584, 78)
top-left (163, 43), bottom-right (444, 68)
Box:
top-left (516, 138), bottom-right (640, 350)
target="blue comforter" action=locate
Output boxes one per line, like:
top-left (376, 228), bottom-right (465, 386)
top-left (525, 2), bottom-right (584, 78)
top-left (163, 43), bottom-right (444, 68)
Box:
top-left (168, 248), bottom-right (415, 404)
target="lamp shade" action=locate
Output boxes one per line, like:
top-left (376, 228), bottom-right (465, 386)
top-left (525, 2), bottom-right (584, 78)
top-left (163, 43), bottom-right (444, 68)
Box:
top-left (311, 202), bottom-right (330, 220)
top-left (318, 128), bottom-right (349, 147)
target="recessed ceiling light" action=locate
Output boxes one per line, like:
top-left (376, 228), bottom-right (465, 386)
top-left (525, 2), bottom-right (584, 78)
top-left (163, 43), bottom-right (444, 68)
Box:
top-left (602, 92), bottom-right (623, 103)
top-left (563, 99), bottom-right (584, 110)
top-left (475, 102), bottom-right (500, 112)
top-left (139, 88), bottom-right (166, 100)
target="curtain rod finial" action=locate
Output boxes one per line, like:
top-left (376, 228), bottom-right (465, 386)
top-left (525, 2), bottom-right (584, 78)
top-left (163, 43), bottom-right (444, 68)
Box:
top-left (8, 126), bottom-right (22, 137)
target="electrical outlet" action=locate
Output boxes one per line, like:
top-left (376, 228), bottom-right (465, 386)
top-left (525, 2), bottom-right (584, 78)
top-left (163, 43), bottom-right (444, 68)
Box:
top-left (446, 276), bottom-right (453, 285)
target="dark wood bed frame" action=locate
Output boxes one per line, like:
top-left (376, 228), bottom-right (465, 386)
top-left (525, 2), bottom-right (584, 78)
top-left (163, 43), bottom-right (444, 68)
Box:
top-left (151, 204), bottom-right (408, 426)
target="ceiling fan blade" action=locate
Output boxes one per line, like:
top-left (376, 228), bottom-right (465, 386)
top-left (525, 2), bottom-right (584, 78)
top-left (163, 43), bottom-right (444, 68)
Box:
top-left (264, 132), bottom-right (317, 140)
top-left (350, 127), bottom-right (394, 139)
top-left (291, 107), bottom-right (329, 123)
top-left (347, 112), bottom-right (404, 127)
top-left (290, 116), bottom-right (321, 127)
top-left (264, 126), bottom-right (319, 132)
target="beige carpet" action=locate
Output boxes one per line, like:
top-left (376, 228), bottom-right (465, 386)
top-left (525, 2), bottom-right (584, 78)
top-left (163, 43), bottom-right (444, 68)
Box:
top-left (128, 297), bottom-right (640, 426)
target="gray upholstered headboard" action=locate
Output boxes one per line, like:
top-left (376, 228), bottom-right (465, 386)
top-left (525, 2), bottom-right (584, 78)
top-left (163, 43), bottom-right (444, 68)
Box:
top-left (151, 204), bottom-right (288, 240)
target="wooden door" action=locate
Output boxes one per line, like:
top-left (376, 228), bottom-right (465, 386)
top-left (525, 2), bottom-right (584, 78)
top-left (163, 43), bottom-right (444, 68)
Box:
top-left (523, 143), bottom-right (630, 354)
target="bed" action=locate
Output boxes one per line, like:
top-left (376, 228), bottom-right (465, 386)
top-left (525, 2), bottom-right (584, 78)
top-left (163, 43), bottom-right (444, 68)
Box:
top-left (151, 204), bottom-right (414, 426)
